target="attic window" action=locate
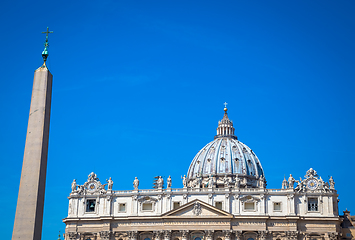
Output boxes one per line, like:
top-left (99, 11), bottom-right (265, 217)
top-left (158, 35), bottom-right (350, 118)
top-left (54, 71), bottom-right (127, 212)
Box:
top-left (244, 202), bottom-right (255, 211)
top-left (215, 202), bottom-right (223, 210)
top-left (142, 203), bottom-right (153, 211)
top-left (173, 202), bottom-right (181, 209)
top-left (118, 203), bottom-right (126, 212)
top-left (273, 202), bottom-right (281, 211)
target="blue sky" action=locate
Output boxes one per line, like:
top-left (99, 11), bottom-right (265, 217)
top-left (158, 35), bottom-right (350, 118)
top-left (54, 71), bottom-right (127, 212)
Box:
top-left (1, 0), bottom-right (355, 239)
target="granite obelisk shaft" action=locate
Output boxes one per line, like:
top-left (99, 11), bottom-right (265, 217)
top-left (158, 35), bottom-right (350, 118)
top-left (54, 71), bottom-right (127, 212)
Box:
top-left (12, 64), bottom-right (52, 240)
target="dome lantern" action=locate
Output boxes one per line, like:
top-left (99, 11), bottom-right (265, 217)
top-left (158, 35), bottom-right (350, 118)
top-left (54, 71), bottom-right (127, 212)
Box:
top-left (215, 102), bottom-right (237, 140)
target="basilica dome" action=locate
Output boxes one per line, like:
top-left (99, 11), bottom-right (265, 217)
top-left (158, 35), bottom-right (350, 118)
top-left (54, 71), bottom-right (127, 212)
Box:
top-left (186, 106), bottom-right (265, 188)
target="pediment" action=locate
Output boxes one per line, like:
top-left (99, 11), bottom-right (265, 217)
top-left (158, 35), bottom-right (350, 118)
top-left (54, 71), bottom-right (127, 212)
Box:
top-left (239, 195), bottom-right (260, 202)
top-left (162, 199), bottom-right (233, 218)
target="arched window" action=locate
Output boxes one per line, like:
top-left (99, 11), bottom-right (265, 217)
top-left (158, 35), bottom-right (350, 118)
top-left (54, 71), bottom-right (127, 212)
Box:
top-left (144, 238), bottom-right (151, 240)
top-left (247, 238), bottom-right (254, 240)
top-left (194, 237), bottom-right (202, 240)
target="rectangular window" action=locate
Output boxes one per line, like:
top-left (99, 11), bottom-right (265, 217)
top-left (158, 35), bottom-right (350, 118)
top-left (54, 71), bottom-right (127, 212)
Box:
top-left (215, 202), bottom-right (223, 210)
top-left (142, 203), bottom-right (153, 211)
top-left (173, 202), bottom-right (181, 210)
top-left (308, 198), bottom-right (318, 211)
top-left (244, 202), bottom-right (255, 211)
top-left (86, 199), bottom-right (96, 212)
top-left (119, 203), bottom-right (126, 212)
top-left (273, 202), bottom-right (281, 211)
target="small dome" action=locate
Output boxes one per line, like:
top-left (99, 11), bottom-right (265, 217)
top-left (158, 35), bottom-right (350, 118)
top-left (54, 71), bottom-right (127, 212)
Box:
top-left (186, 106), bottom-right (265, 188)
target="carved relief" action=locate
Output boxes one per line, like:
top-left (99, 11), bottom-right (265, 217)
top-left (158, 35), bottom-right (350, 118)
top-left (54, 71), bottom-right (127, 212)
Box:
top-left (163, 230), bottom-right (172, 240)
top-left (180, 230), bottom-right (189, 239)
top-left (128, 231), bottom-right (138, 240)
top-left (100, 231), bottom-right (111, 240)
top-left (68, 232), bottom-right (77, 240)
top-left (223, 230), bottom-right (232, 240)
top-left (234, 231), bottom-right (242, 240)
top-left (328, 232), bottom-right (338, 240)
top-left (153, 231), bottom-right (163, 240)
top-left (285, 231), bottom-right (298, 240)
top-left (205, 230), bottom-right (214, 240)
top-left (192, 202), bottom-right (202, 216)
top-left (258, 231), bottom-right (268, 240)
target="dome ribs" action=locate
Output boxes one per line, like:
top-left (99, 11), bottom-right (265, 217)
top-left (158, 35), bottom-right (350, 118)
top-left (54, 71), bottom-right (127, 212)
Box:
top-left (186, 107), bottom-right (265, 188)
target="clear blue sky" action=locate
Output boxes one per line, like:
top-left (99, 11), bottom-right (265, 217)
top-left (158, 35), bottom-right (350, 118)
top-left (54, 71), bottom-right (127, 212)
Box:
top-left (1, 1), bottom-right (355, 239)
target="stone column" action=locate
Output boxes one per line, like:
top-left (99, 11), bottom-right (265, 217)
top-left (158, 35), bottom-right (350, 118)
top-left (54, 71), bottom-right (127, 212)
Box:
top-left (225, 194), bottom-right (230, 212)
top-left (132, 195), bottom-right (138, 216)
top-left (234, 194), bottom-right (240, 215)
top-left (287, 194), bottom-right (295, 215)
top-left (260, 194), bottom-right (266, 214)
top-left (12, 64), bottom-right (53, 240)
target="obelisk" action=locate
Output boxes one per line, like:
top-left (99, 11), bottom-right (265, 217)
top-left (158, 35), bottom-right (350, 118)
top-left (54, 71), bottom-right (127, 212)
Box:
top-left (12, 27), bottom-right (53, 240)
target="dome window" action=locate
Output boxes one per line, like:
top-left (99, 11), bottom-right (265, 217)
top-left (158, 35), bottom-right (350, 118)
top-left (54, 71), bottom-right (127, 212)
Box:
top-left (220, 157), bottom-right (225, 162)
top-left (207, 158), bottom-right (211, 163)
top-left (234, 158), bottom-right (239, 162)
top-left (197, 160), bottom-right (200, 164)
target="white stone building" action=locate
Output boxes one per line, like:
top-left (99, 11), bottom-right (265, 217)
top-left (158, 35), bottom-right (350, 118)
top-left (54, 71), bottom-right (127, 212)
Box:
top-left (64, 107), bottom-right (340, 240)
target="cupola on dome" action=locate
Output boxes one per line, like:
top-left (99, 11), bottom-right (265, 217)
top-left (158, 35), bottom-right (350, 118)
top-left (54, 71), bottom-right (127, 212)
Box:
top-left (186, 105), bottom-right (265, 188)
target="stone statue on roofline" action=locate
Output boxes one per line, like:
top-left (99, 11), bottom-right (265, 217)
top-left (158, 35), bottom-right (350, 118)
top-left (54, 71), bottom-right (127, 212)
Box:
top-left (71, 179), bottom-right (77, 192)
top-left (288, 174), bottom-right (295, 189)
top-left (282, 176), bottom-right (288, 189)
top-left (133, 177), bottom-right (139, 190)
top-left (182, 175), bottom-right (187, 188)
top-left (329, 176), bottom-right (335, 190)
top-left (106, 177), bottom-right (113, 190)
top-left (167, 176), bottom-right (172, 188)
top-left (235, 176), bottom-right (240, 189)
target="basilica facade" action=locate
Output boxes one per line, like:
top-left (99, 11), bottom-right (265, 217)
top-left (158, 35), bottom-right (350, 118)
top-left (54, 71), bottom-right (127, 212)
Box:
top-left (64, 107), bottom-right (340, 240)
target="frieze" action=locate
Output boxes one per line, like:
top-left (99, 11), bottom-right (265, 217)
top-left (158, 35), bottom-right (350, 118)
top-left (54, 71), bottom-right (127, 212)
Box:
top-left (116, 221), bottom-right (229, 226)
top-left (237, 221), bottom-right (265, 225)
top-left (267, 222), bottom-right (296, 227)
